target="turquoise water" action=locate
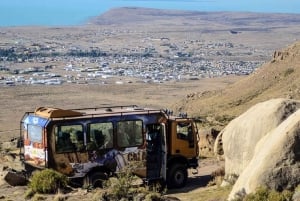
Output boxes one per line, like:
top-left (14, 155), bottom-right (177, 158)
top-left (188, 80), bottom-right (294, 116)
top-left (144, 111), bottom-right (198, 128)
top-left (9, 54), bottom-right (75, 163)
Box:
top-left (1, 0), bottom-right (300, 27)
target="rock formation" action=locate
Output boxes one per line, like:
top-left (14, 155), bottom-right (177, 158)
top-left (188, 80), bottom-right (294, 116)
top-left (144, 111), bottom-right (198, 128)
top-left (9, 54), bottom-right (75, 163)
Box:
top-left (229, 106), bottom-right (300, 200)
top-left (213, 98), bottom-right (300, 199)
top-left (216, 98), bottom-right (300, 178)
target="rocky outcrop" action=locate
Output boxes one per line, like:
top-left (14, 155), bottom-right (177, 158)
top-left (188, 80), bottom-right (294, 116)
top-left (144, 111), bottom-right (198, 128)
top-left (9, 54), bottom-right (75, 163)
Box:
top-left (229, 107), bottom-right (300, 200)
top-left (198, 128), bottom-right (219, 157)
top-left (217, 98), bottom-right (300, 178)
top-left (272, 50), bottom-right (290, 61)
top-left (0, 138), bottom-right (26, 187)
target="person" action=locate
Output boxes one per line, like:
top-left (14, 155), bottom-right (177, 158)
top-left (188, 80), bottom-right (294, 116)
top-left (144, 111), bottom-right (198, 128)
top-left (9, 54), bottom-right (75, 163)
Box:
top-left (146, 126), bottom-right (161, 153)
top-left (118, 131), bottom-right (130, 147)
top-left (93, 130), bottom-right (105, 148)
top-left (117, 123), bottom-right (130, 147)
top-left (57, 132), bottom-right (75, 152)
top-left (104, 128), bottom-right (113, 148)
top-left (75, 130), bottom-right (84, 151)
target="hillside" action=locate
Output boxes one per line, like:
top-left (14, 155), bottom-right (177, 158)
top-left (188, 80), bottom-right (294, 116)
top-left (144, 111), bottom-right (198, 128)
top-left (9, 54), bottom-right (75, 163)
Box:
top-left (176, 41), bottom-right (300, 123)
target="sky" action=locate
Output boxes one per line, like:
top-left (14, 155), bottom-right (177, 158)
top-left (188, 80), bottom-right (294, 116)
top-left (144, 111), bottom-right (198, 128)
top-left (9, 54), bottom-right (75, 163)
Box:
top-left (0, 0), bottom-right (299, 26)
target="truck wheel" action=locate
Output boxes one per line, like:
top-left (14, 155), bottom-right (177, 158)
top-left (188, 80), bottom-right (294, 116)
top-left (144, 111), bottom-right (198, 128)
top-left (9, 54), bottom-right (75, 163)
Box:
top-left (88, 172), bottom-right (108, 188)
top-left (167, 164), bottom-right (187, 188)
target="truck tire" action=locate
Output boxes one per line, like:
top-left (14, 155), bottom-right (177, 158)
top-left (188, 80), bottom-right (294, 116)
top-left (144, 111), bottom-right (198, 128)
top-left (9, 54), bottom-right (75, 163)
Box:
top-left (88, 172), bottom-right (108, 188)
top-left (167, 164), bottom-right (187, 188)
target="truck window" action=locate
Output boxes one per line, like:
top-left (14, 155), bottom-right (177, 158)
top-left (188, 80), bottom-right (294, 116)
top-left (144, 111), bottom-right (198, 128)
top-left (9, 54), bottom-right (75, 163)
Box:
top-left (55, 124), bottom-right (83, 153)
top-left (176, 122), bottom-right (192, 140)
top-left (28, 124), bottom-right (43, 143)
top-left (88, 122), bottom-right (113, 150)
top-left (117, 120), bottom-right (143, 147)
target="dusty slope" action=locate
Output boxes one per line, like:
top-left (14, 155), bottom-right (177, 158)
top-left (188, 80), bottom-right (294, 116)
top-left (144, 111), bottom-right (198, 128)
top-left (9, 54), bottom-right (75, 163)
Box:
top-left (176, 41), bottom-right (300, 121)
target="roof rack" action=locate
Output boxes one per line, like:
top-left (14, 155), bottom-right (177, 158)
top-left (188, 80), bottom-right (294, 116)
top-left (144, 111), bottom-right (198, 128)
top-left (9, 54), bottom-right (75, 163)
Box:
top-left (33, 105), bottom-right (164, 119)
top-left (68, 105), bottom-right (140, 112)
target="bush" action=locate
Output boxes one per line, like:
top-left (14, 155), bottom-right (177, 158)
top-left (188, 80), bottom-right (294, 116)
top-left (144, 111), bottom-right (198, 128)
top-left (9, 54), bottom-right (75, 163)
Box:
top-left (103, 170), bottom-right (138, 200)
top-left (29, 169), bottom-right (69, 194)
top-left (207, 166), bottom-right (225, 186)
top-left (284, 68), bottom-right (295, 77)
top-left (102, 162), bottom-right (164, 201)
top-left (244, 187), bottom-right (269, 201)
top-left (244, 187), bottom-right (293, 201)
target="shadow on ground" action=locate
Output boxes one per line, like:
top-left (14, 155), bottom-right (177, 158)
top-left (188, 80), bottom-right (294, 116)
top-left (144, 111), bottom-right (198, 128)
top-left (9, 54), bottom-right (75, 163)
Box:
top-left (167, 174), bottom-right (212, 194)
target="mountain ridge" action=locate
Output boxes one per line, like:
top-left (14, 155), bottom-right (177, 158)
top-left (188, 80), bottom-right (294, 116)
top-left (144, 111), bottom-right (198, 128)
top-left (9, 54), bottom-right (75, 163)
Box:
top-left (89, 7), bottom-right (300, 27)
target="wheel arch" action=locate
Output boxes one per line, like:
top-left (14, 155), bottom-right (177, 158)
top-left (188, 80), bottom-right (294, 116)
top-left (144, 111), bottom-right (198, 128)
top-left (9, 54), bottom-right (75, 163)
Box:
top-left (84, 166), bottom-right (109, 188)
top-left (167, 155), bottom-right (188, 169)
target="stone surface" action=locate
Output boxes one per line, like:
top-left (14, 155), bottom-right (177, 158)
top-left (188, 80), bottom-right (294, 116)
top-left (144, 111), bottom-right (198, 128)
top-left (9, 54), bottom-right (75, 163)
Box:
top-left (229, 108), bottom-right (300, 200)
top-left (216, 98), bottom-right (300, 178)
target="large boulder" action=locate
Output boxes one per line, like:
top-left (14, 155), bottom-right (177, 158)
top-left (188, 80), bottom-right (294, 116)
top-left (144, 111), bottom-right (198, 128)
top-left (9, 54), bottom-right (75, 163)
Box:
top-left (216, 98), bottom-right (300, 178)
top-left (229, 108), bottom-right (300, 200)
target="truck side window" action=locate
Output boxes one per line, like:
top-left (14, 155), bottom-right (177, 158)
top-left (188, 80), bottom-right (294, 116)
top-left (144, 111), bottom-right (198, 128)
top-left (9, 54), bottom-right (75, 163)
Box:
top-left (55, 124), bottom-right (83, 153)
top-left (27, 124), bottom-right (43, 143)
top-left (88, 122), bottom-right (113, 150)
top-left (176, 122), bottom-right (191, 140)
top-left (117, 120), bottom-right (143, 147)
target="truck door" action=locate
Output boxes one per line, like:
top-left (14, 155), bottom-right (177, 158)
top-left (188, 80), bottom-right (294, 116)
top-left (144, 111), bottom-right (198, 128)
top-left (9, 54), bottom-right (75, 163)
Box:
top-left (146, 124), bottom-right (166, 182)
top-left (49, 124), bottom-right (89, 175)
top-left (171, 120), bottom-right (197, 158)
top-left (21, 114), bottom-right (49, 170)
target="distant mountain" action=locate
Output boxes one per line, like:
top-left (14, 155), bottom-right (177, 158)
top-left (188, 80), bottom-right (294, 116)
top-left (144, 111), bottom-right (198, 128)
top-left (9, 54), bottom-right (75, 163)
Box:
top-left (89, 7), bottom-right (300, 28)
top-left (175, 41), bottom-right (300, 123)
top-left (89, 7), bottom-right (202, 25)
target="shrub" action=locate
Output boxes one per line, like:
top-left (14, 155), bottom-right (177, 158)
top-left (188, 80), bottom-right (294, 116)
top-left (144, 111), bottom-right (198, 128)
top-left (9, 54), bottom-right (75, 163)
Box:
top-left (244, 187), bottom-right (293, 201)
top-left (215, 114), bottom-right (235, 125)
top-left (24, 188), bottom-right (35, 199)
top-left (102, 162), bottom-right (164, 201)
top-left (268, 190), bottom-right (293, 201)
top-left (284, 68), bottom-right (294, 77)
top-left (29, 169), bottom-right (69, 194)
top-left (145, 192), bottom-right (162, 201)
top-left (244, 187), bottom-right (269, 201)
top-left (103, 171), bottom-right (138, 200)
top-left (207, 166), bottom-right (225, 186)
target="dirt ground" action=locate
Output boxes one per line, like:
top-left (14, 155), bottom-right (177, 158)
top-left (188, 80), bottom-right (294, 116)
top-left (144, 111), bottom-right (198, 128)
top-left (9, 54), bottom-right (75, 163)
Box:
top-left (0, 155), bottom-right (223, 201)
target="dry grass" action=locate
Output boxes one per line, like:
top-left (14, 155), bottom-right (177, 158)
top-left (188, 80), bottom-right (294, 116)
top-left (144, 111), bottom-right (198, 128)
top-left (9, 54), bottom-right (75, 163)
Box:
top-left (0, 77), bottom-right (240, 141)
top-left (171, 185), bottom-right (232, 201)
